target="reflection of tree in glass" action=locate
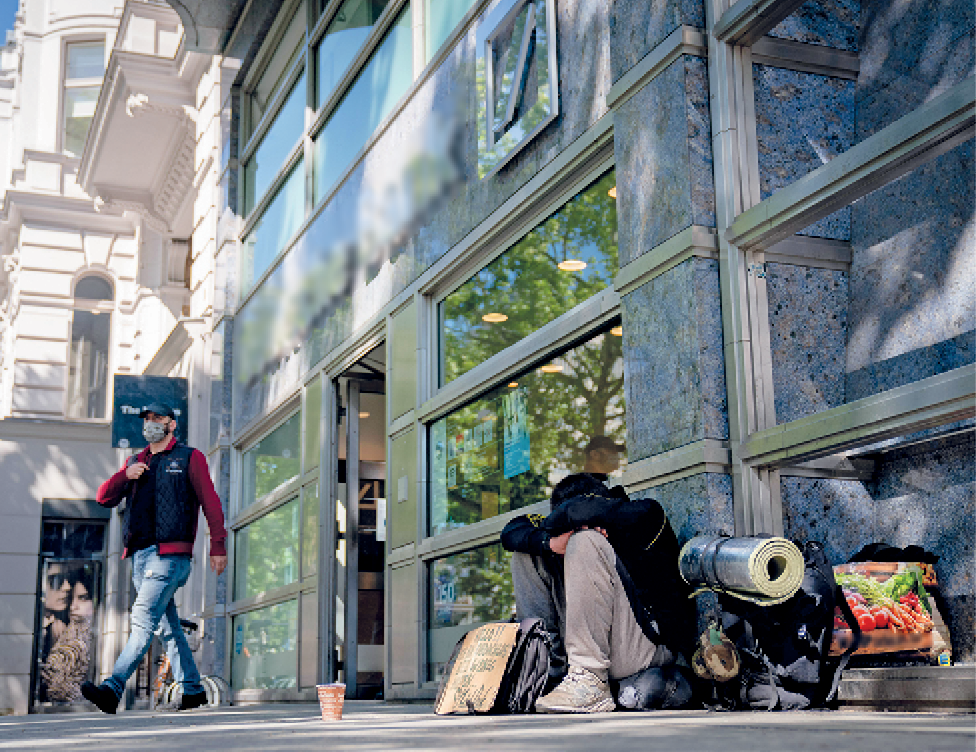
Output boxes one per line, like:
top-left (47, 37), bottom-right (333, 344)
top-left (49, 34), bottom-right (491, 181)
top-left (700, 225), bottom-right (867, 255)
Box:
top-left (434, 545), bottom-right (514, 626)
top-left (437, 331), bottom-right (625, 529)
top-left (254, 455), bottom-right (301, 500)
top-left (442, 170), bottom-right (617, 383)
top-left (239, 499), bottom-right (299, 599)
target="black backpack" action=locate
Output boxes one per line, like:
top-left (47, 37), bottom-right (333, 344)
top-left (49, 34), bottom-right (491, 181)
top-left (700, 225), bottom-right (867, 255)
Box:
top-left (436, 618), bottom-right (552, 714)
top-left (699, 541), bottom-right (861, 710)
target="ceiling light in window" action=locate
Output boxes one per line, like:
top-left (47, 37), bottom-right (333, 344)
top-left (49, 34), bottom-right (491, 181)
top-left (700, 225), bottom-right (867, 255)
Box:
top-left (482, 312), bottom-right (508, 323)
top-left (611, 326), bottom-right (622, 336)
top-left (91, 310), bottom-right (100, 315)
top-left (608, 186), bottom-right (617, 199)
top-left (557, 259), bottom-right (587, 272)
top-left (539, 363), bottom-right (563, 373)
top-left (507, 382), bottom-right (518, 388)
top-left (359, 411), bottom-right (370, 418)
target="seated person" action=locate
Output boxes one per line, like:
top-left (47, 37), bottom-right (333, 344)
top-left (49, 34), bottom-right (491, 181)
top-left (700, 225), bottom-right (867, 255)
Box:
top-left (501, 436), bottom-right (694, 713)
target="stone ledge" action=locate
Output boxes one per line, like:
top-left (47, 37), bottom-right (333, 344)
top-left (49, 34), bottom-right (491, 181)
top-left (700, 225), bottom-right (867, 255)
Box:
top-left (838, 666), bottom-right (976, 712)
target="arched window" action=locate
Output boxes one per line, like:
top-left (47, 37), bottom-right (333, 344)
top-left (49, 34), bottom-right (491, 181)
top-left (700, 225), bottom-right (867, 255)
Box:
top-left (73, 276), bottom-right (113, 301)
top-left (67, 275), bottom-right (113, 419)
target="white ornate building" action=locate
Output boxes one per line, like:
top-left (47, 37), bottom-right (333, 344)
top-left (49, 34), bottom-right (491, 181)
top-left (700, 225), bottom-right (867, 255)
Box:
top-left (0, 0), bottom-right (225, 714)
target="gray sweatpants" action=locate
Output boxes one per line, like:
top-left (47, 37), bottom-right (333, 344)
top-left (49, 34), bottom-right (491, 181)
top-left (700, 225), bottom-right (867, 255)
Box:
top-left (512, 530), bottom-right (668, 683)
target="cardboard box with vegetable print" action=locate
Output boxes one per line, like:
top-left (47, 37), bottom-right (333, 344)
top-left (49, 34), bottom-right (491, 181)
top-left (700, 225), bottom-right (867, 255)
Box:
top-left (830, 562), bottom-right (951, 662)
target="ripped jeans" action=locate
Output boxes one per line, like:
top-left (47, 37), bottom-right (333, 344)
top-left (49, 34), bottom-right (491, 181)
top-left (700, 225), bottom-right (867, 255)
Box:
top-left (103, 546), bottom-right (202, 699)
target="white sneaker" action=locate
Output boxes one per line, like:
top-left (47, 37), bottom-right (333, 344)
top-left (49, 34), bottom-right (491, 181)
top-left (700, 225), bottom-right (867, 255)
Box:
top-left (535, 665), bottom-right (615, 713)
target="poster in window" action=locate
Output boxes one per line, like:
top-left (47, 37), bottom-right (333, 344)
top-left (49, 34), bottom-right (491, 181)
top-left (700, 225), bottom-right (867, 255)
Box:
top-left (35, 559), bottom-right (101, 706)
top-left (502, 387), bottom-right (530, 479)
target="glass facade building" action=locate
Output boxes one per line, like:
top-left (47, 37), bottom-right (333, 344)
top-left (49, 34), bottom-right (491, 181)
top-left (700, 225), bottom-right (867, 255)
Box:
top-left (178, 0), bottom-right (976, 706)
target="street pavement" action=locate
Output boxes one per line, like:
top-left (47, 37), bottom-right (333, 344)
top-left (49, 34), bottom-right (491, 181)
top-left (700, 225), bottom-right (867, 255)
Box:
top-left (0, 702), bottom-right (973, 751)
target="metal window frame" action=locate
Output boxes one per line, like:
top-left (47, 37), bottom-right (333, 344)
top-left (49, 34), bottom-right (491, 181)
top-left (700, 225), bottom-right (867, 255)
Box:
top-left (704, 0), bottom-right (976, 535)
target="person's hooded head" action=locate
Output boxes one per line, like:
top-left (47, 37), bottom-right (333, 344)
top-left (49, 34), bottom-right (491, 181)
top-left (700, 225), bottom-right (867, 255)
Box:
top-left (549, 472), bottom-right (625, 512)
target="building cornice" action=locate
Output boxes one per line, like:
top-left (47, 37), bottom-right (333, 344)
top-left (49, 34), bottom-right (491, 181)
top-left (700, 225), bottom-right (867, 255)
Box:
top-left (0, 416), bottom-right (112, 443)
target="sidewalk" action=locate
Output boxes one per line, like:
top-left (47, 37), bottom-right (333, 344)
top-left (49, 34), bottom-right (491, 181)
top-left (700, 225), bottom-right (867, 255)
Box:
top-left (0, 702), bottom-right (973, 751)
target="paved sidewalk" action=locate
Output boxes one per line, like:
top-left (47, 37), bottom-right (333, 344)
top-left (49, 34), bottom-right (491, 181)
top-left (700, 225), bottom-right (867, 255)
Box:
top-left (0, 702), bottom-right (972, 751)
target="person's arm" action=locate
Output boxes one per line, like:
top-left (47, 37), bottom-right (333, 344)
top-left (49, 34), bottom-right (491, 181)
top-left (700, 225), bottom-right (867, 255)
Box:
top-left (96, 459), bottom-right (136, 509)
top-left (187, 450), bottom-right (228, 563)
top-left (500, 513), bottom-right (553, 557)
top-left (545, 493), bottom-right (668, 552)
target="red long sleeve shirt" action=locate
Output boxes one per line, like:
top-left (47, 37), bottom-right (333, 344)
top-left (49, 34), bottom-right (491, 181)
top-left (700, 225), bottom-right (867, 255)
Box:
top-left (97, 437), bottom-right (227, 559)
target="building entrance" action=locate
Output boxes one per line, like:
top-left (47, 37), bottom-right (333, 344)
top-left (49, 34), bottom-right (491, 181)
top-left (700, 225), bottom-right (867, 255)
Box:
top-left (334, 346), bottom-right (386, 699)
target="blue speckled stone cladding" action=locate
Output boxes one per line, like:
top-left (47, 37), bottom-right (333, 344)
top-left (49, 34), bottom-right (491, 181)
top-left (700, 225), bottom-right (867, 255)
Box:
top-left (621, 258), bottom-right (728, 462)
top-left (768, 0), bottom-right (861, 50)
top-left (781, 431), bottom-right (975, 662)
top-left (847, 140), bottom-right (975, 401)
top-left (753, 64), bottom-right (854, 240)
top-left (614, 55), bottom-right (715, 267)
top-left (632, 473), bottom-right (735, 547)
top-left (607, 0), bottom-right (705, 84)
top-left (856, 0), bottom-right (975, 136)
top-left (766, 263), bottom-right (848, 423)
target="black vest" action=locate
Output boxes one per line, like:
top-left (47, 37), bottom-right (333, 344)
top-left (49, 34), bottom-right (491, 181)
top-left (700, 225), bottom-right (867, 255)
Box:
top-left (122, 444), bottom-right (199, 547)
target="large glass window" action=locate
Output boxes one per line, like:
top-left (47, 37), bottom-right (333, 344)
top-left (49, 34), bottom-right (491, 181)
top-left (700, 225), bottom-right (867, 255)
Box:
top-left (241, 412), bottom-right (302, 510)
top-left (67, 311), bottom-right (110, 419)
top-left (247, 2), bottom-right (307, 142)
top-left (440, 170), bottom-right (618, 384)
top-left (424, 0), bottom-right (477, 62)
top-left (315, 0), bottom-right (392, 108)
top-left (241, 158), bottom-right (306, 293)
top-left (428, 542), bottom-right (514, 680)
top-left (429, 327), bottom-right (626, 536)
top-left (63, 41), bottom-right (105, 157)
top-left (231, 600), bottom-right (299, 690)
top-left (312, 5), bottom-right (413, 204)
top-left (234, 497), bottom-right (300, 600)
top-left (244, 73), bottom-right (307, 216)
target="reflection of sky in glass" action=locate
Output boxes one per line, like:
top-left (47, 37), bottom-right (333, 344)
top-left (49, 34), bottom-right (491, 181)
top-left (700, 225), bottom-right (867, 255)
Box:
top-left (67, 42), bottom-right (105, 79)
top-left (314, 6), bottom-right (412, 204)
top-left (245, 74), bottom-right (306, 215)
top-left (429, 328), bottom-right (626, 536)
top-left (243, 158), bottom-right (306, 293)
top-left (441, 170), bottom-right (617, 383)
top-left (424, 0), bottom-right (477, 62)
top-left (316, 0), bottom-right (392, 108)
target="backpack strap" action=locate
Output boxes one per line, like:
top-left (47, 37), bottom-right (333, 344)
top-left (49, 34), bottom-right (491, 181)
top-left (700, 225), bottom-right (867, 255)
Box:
top-left (823, 583), bottom-right (862, 704)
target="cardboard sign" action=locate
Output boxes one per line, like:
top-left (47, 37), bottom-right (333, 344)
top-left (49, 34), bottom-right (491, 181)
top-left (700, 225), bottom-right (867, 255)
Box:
top-left (831, 562), bottom-right (950, 661)
top-left (434, 622), bottom-right (519, 715)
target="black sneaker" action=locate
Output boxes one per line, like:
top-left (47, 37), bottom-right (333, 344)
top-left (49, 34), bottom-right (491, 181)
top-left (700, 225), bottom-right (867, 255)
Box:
top-left (81, 681), bottom-right (120, 714)
top-left (159, 690), bottom-right (208, 712)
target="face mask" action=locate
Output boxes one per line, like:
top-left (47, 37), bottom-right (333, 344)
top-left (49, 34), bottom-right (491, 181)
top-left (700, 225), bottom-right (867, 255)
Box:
top-left (143, 421), bottom-right (169, 444)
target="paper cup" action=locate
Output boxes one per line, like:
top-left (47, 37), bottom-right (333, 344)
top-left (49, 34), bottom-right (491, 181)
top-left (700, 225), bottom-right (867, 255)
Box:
top-left (316, 683), bottom-right (346, 721)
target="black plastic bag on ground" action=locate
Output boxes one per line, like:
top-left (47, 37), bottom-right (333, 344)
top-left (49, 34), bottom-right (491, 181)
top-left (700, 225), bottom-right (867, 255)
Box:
top-left (616, 664), bottom-right (695, 710)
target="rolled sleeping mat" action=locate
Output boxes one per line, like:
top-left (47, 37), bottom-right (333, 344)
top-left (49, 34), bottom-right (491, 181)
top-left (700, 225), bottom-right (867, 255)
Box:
top-left (679, 536), bottom-right (805, 606)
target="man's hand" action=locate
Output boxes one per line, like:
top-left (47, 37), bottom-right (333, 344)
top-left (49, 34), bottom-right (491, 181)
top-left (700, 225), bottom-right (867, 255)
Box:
top-left (548, 530), bottom-right (573, 556)
top-left (210, 555), bottom-right (227, 576)
top-left (125, 462), bottom-right (149, 480)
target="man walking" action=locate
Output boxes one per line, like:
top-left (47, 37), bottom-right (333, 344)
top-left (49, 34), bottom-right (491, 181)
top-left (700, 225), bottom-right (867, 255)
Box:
top-left (82, 403), bottom-right (227, 713)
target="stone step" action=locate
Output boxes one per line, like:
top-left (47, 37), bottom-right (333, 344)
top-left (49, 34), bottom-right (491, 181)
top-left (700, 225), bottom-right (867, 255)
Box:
top-left (837, 666), bottom-right (975, 712)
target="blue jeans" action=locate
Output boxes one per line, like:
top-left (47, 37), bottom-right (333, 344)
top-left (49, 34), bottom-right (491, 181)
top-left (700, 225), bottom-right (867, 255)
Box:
top-left (104, 546), bottom-right (202, 698)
